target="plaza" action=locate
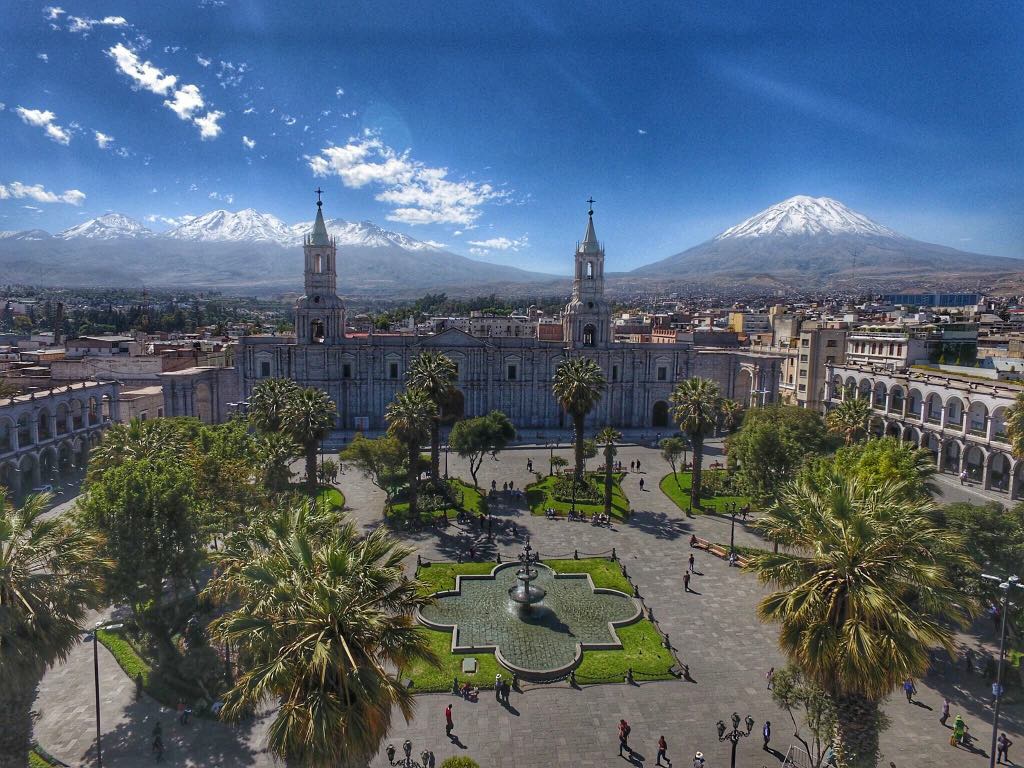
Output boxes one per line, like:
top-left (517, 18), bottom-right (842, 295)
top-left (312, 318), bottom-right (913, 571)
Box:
top-left (32, 439), bottom-right (1022, 768)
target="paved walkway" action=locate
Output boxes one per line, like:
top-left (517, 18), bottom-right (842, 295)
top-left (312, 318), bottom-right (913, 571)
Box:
top-left (33, 441), bottom-right (1022, 767)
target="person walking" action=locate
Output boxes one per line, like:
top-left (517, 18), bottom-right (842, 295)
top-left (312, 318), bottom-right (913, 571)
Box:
top-left (630, 460), bottom-right (635, 472)
top-left (997, 732), bottom-right (1012, 764)
top-left (960, 469), bottom-right (968, 485)
top-left (692, 752), bottom-right (705, 768)
top-left (939, 696), bottom-right (950, 726)
top-left (656, 734), bottom-right (670, 766)
top-left (445, 703), bottom-right (454, 739)
top-left (903, 678), bottom-right (916, 703)
top-left (683, 571), bottom-right (691, 593)
top-left (951, 714), bottom-right (967, 747)
top-left (636, 459), bottom-right (642, 472)
top-left (618, 719), bottom-right (631, 756)
top-left (766, 666), bottom-right (775, 690)
top-left (762, 720), bottom-right (772, 751)
top-left (639, 477), bottom-right (645, 491)
top-left (688, 553), bottom-right (695, 573)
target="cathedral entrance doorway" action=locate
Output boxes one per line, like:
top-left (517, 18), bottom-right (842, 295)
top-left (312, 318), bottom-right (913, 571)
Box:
top-left (652, 400), bottom-right (669, 428)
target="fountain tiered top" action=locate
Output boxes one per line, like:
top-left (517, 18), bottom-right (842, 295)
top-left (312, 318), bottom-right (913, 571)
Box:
top-left (508, 539), bottom-right (546, 607)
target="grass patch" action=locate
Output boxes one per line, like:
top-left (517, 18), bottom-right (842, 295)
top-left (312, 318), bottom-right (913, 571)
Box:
top-left (525, 473), bottom-right (630, 519)
top-left (96, 629), bottom-right (208, 713)
top-left (391, 478), bottom-right (486, 520)
top-left (405, 558), bottom-right (672, 691)
top-left (659, 471), bottom-right (750, 515)
top-left (30, 748), bottom-right (60, 768)
top-left (713, 542), bottom-right (769, 558)
top-left (317, 486), bottom-right (345, 510)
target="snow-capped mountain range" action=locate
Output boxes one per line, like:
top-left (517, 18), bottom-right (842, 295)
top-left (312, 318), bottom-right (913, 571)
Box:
top-left (714, 195), bottom-right (901, 240)
top-left (0, 208), bottom-right (445, 251)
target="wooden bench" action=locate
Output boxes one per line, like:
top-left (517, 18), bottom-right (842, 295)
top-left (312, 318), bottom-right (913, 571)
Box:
top-left (690, 536), bottom-right (751, 567)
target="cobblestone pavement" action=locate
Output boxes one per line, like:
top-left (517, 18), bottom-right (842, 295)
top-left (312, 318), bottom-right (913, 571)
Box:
top-left (34, 440), bottom-right (1023, 767)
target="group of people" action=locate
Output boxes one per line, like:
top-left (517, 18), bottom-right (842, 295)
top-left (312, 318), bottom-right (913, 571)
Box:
top-left (618, 720), bottom-right (706, 767)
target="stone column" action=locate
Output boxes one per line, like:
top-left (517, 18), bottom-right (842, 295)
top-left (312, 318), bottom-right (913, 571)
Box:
top-left (939, 401), bottom-right (947, 429)
top-left (29, 413), bottom-right (39, 446)
top-left (983, 454), bottom-right (993, 491)
top-left (884, 393), bottom-right (892, 414)
top-left (936, 440), bottom-right (945, 472)
top-left (986, 415), bottom-right (995, 443)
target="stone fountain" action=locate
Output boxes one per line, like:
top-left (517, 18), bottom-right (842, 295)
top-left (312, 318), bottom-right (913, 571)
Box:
top-left (508, 539), bottom-right (546, 609)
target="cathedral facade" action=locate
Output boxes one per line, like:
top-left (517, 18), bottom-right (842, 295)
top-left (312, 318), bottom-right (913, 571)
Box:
top-left (236, 198), bottom-right (781, 432)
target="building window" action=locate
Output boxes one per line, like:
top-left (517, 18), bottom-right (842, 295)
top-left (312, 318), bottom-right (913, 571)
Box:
top-left (657, 366), bottom-right (667, 381)
top-left (801, 339), bottom-right (810, 347)
top-left (799, 369), bottom-right (807, 378)
top-left (800, 354), bottom-right (808, 362)
top-left (507, 364), bottom-right (518, 381)
top-left (788, 375), bottom-right (794, 384)
top-left (140, 411), bottom-right (148, 421)
top-left (825, 355), bottom-right (835, 364)
top-left (342, 363), bottom-right (352, 379)
top-left (798, 384), bottom-right (806, 392)
top-left (389, 362), bottom-right (399, 380)
top-left (612, 365), bottom-right (619, 382)
top-left (826, 339), bottom-right (837, 347)
top-left (157, 407), bottom-right (163, 418)
top-left (259, 360), bottom-right (271, 377)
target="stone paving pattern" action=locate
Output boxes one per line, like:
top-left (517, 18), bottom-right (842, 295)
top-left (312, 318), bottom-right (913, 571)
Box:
top-left (33, 436), bottom-right (1023, 767)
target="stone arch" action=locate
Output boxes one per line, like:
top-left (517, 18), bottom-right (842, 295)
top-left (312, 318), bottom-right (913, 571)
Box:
top-left (735, 368), bottom-right (753, 407)
top-left (905, 425), bottom-right (922, 446)
top-left (582, 323), bottom-right (597, 347)
top-left (944, 395), bottom-right (965, 429)
top-left (37, 406), bottom-right (53, 441)
top-left (38, 445), bottom-right (57, 480)
top-left (858, 378), bottom-right (872, 401)
top-left (885, 421), bottom-right (901, 438)
top-left (889, 385), bottom-right (905, 413)
top-left (963, 444), bottom-right (985, 480)
top-left (966, 401), bottom-right (988, 436)
top-left (55, 401), bottom-right (70, 436)
top-left (17, 413), bottom-right (32, 446)
top-left (942, 438), bottom-right (963, 474)
top-left (991, 406), bottom-right (1008, 443)
top-left (652, 400), bottom-right (670, 428)
top-left (195, 381), bottom-right (213, 424)
top-left (18, 452), bottom-right (38, 488)
top-left (907, 388), bottom-right (923, 419)
top-left (988, 451), bottom-right (1011, 492)
top-left (70, 398), bottom-right (84, 430)
top-left (88, 396), bottom-right (100, 426)
top-left (924, 393), bottom-right (943, 423)
top-left (57, 440), bottom-right (75, 473)
top-left (924, 432), bottom-right (942, 458)
top-left (0, 415), bottom-right (14, 452)
top-left (1012, 460), bottom-right (1024, 500)
top-left (872, 381), bottom-right (887, 408)
top-left (100, 394), bottom-right (112, 421)
top-left (311, 318), bottom-right (326, 343)
top-left (869, 415), bottom-right (885, 438)
top-left (844, 376), bottom-right (857, 399)
top-left (832, 375), bottom-right (843, 400)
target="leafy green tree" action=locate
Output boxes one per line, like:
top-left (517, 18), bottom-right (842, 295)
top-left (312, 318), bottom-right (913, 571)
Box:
top-left (339, 435), bottom-right (409, 507)
top-left (770, 666), bottom-right (838, 768)
top-left (407, 351), bottom-right (459, 484)
top-left (78, 458), bottom-right (203, 662)
top-left (826, 397), bottom-right (873, 446)
top-left (750, 475), bottom-right (974, 768)
top-left (0, 491), bottom-right (107, 766)
top-left (317, 457), bottom-right (339, 485)
top-left (552, 357), bottom-right (606, 481)
top-left (88, 417), bottom-right (200, 482)
top-left (720, 398), bottom-right (744, 432)
top-left (282, 387), bottom-right (336, 494)
top-left (386, 389), bottom-right (437, 519)
top-left (669, 377), bottom-right (722, 509)
top-left (257, 432), bottom-right (299, 492)
top-left (596, 427), bottom-right (622, 517)
top-left (726, 405), bottom-right (831, 503)
top-left (207, 505), bottom-right (438, 767)
top-left (802, 437), bottom-right (936, 500)
top-left (659, 436), bottom-right (687, 484)
top-left (1006, 391), bottom-right (1024, 458)
top-left (248, 378), bottom-right (302, 434)
top-left (449, 411), bottom-right (516, 487)
top-left (550, 455), bottom-right (568, 475)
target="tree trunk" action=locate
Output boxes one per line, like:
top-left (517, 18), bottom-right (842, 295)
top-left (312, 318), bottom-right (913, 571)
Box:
top-left (407, 443), bottom-right (419, 519)
top-left (604, 447), bottom-right (613, 517)
top-left (305, 440), bottom-right (317, 496)
top-left (690, 436), bottom-right (704, 510)
top-left (573, 413), bottom-right (585, 481)
top-left (0, 676), bottom-right (39, 767)
top-left (832, 692), bottom-right (881, 768)
top-left (430, 418), bottom-right (441, 485)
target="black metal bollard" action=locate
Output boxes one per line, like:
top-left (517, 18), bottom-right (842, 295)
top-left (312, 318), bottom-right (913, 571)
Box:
top-left (611, 547), bottom-right (617, 561)
top-left (574, 549), bottom-right (579, 559)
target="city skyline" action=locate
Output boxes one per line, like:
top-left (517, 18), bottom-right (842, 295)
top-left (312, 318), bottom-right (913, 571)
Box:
top-left (3, 1), bottom-right (1022, 272)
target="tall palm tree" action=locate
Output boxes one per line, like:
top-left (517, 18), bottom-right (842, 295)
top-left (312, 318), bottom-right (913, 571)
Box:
top-left (249, 377), bottom-right (301, 434)
top-left (595, 427), bottom-right (622, 517)
top-left (207, 505), bottom-right (437, 768)
top-left (0, 491), bottom-right (107, 766)
top-left (88, 417), bottom-right (196, 482)
top-left (386, 389), bottom-right (437, 520)
top-left (749, 475), bottom-right (974, 768)
top-left (282, 387), bottom-right (337, 494)
top-left (1005, 391), bottom-right (1024, 458)
top-left (552, 357), bottom-right (606, 481)
top-left (720, 398), bottom-right (744, 433)
top-left (669, 377), bottom-right (722, 510)
top-left (826, 397), bottom-right (873, 446)
top-left (407, 351), bottom-right (458, 485)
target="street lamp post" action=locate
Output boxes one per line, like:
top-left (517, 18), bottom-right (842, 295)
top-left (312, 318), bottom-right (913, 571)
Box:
top-left (444, 433), bottom-right (449, 479)
top-left (385, 739), bottom-right (432, 768)
top-left (716, 712), bottom-right (755, 768)
top-left (981, 573), bottom-right (1022, 768)
top-left (728, 502), bottom-right (737, 557)
top-left (92, 621), bottom-right (124, 768)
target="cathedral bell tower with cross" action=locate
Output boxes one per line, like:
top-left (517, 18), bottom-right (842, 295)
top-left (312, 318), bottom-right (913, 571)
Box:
top-left (295, 189), bottom-right (346, 344)
top-left (563, 198), bottom-right (611, 348)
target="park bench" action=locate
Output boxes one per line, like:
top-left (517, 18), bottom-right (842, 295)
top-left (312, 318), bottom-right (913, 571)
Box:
top-left (690, 535), bottom-right (751, 567)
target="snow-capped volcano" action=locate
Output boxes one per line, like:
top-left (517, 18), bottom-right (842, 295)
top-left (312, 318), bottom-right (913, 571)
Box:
top-left (163, 209), bottom-right (294, 243)
top-left (715, 195), bottom-right (901, 240)
top-left (58, 214), bottom-right (153, 240)
top-left (289, 218), bottom-right (443, 251)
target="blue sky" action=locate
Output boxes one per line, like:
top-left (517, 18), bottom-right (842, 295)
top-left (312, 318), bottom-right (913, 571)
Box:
top-left (2, 1), bottom-right (1022, 273)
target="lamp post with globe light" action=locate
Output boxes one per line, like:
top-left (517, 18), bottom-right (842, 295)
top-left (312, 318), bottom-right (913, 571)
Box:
top-left (981, 572), bottom-right (1022, 768)
top-left (716, 712), bottom-right (755, 768)
top-left (92, 621), bottom-right (124, 768)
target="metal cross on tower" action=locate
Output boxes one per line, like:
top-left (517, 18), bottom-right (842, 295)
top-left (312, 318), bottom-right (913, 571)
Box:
top-left (586, 196), bottom-right (596, 215)
top-left (315, 187), bottom-right (324, 205)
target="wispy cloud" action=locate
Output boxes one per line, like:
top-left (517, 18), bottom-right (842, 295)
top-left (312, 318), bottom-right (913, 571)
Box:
top-left (67, 15), bottom-right (127, 33)
top-left (308, 132), bottom-right (508, 226)
top-left (196, 54), bottom-right (211, 67)
top-left (94, 131), bottom-right (114, 149)
top-left (241, 135), bottom-right (256, 149)
top-left (335, 87), bottom-right (345, 98)
top-left (208, 191), bottom-right (234, 204)
top-left (216, 60), bottom-right (248, 88)
top-left (16, 107), bottom-right (72, 145)
top-left (467, 235), bottom-right (528, 252)
top-left (146, 213), bottom-right (195, 227)
top-left (107, 43), bottom-right (223, 140)
top-left (37, 53), bottom-right (49, 63)
top-left (0, 181), bottom-right (85, 205)
top-left (43, 6), bottom-right (65, 20)
top-left (637, 128), bottom-right (647, 135)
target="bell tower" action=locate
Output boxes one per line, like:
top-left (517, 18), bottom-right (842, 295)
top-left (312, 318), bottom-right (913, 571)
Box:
top-left (295, 189), bottom-right (346, 344)
top-left (563, 198), bottom-right (611, 347)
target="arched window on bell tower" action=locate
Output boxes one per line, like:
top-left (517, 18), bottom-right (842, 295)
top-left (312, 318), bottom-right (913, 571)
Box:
top-left (314, 252), bottom-right (322, 272)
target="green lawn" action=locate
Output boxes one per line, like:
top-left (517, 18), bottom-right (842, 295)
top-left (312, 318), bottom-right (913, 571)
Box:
top-left (30, 749), bottom-right (60, 768)
top-left (659, 471), bottom-right (750, 515)
top-left (390, 478), bottom-right (486, 520)
top-left (404, 558), bottom-right (674, 691)
top-left (525, 473), bottom-right (631, 519)
top-left (317, 486), bottom-right (345, 510)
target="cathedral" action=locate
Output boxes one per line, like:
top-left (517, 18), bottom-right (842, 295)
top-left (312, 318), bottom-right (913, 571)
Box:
top-left (235, 197), bottom-right (780, 432)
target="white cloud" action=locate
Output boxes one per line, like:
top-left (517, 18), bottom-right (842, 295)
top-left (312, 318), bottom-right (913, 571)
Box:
top-left (43, 6), bottom-right (65, 20)
top-left (637, 128), bottom-right (647, 135)
top-left (94, 131), bottom-right (114, 149)
top-left (208, 191), bottom-right (234, 204)
top-left (194, 110), bottom-right (224, 139)
top-left (242, 106), bottom-right (256, 115)
top-left (421, 240), bottom-right (446, 249)
top-left (68, 15), bottom-right (127, 33)
top-left (0, 181), bottom-right (85, 205)
top-left (146, 213), bottom-right (195, 227)
top-left (188, 183), bottom-right (199, 192)
top-left (196, 55), bottom-right (211, 67)
top-left (108, 43), bottom-right (177, 95)
top-left (37, 53), bottom-right (49, 63)
top-left (308, 134), bottom-right (507, 226)
top-left (16, 107), bottom-right (71, 145)
top-left (335, 87), bottom-right (345, 97)
top-left (466, 235), bottom-right (528, 251)
top-left (281, 114), bottom-right (297, 126)
top-left (163, 84), bottom-right (204, 119)
top-left (216, 60), bottom-right (248, 88)
top-left (453, 230), bottom-right (463, 236)
top-left (241, 135), bottom-right (256, 149)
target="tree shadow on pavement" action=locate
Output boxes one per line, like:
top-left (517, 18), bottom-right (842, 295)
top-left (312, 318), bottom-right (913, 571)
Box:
top-left (626, 510), bottom-right (692, 541)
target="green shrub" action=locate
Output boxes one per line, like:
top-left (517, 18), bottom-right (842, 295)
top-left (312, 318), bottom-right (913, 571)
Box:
top-left (551, 475), bottom-right (600, 504)
top-left (439, 757), bottom-right (481, 768)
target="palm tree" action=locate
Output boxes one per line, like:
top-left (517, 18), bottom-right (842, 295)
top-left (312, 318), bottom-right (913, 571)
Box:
top-left (0, 491), bottom-right (107, 766)
top-left (207, 505), bottom-right (437, 768)
top-left (1005, 391), bottom-right (1024, 458)
top-left (282, 386), bottom-right (337, 494)
top-left (669, 377), bottom-right (722, 510)
top-left (720, 398), bottom-right (744, 433)
top-left (826, 397), bottom-right (873, 446)
top-left (249, 377), bottom-right (301, 434)
top-left (386, 389), bottom-right (437, 520)
top-left (749, 475), bottom-right (974, 768)
top-left (552, 357), bottom-right (606, 481)
top-left (407, 351), bottom-right (458, 485)
top-left (595, 427), bottom-right (622, 517)
top-left (88, 418), bottom-right (196, 482)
